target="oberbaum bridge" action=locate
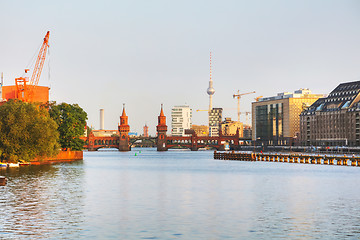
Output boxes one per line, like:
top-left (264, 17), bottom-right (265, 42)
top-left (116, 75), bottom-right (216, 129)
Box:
top-left (80, 105), bottom-right (250, 151)
top-left (80, 105), bottom-right (360, 167)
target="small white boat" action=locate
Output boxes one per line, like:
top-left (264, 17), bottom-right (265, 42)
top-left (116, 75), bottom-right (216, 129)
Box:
top-left (8, 163), bottom-right (19, 167)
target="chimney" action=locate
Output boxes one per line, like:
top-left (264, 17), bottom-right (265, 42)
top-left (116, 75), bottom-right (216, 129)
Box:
top-left (100, 109), bottom-right (104, 130)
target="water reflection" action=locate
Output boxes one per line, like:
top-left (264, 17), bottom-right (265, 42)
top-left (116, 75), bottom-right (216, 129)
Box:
top-left (1, 150), bottom-right (360, 239)
top-left (0, 161), bottom-right (85, 239)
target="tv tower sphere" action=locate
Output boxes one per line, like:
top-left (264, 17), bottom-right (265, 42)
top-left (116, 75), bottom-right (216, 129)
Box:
top-left (207, 86), bottom-right (215, 95)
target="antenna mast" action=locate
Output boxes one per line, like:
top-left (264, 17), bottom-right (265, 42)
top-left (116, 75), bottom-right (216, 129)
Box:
top-left (207, 51), bottom-right (215, 112)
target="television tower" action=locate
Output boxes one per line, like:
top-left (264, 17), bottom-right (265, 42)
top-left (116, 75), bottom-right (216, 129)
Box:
top-left (207, 51), bottom-right (215, 112)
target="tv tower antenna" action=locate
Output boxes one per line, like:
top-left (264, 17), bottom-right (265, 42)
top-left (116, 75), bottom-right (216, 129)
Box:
top-left (207, 51), bottom-right (215, 112)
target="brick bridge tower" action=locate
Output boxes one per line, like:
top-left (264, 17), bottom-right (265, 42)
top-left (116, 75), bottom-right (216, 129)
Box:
top-left (156, 104), bottom-right (168, 151)
top-left (118, 104), bottom-right (130, 151)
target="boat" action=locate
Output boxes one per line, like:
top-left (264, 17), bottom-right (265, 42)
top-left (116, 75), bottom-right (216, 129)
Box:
top-left (0, 163), bottom-right (7, 168)
top-left (19, 160), bottom-right (30, 166)
top-left (8, 163), bottom-right (19, 167)
top-left (19, 162), bottom-right (31, 166)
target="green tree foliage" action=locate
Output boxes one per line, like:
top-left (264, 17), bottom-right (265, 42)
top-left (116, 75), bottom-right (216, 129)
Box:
top-left (47, 102), bottom-right (87, 151)
top-left (0, 100), bottom-right (60, 162)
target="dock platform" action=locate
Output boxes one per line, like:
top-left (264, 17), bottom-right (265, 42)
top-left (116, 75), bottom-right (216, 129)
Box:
top-left (214, 151), bottom-right (360, 167)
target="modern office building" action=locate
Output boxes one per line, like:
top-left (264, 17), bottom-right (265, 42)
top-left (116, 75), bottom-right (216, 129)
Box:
top-left (209, 108), bottom-right (223, 137)
top-left (220, 118), bottom-right (243, 137)
top-left (252, 89), bottom-right (323, 145)
top-left (300, 81), bottom-right (360, 146)
top-left (171, 105), bottom-right (192, 136)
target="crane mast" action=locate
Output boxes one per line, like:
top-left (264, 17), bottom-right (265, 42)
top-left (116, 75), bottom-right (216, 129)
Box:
top-left (15, 31), bottom-right (50, 102)
top-left (30, 31), bottom-right (50, 89)
top-left (233, 90), bottom-right (255, 123)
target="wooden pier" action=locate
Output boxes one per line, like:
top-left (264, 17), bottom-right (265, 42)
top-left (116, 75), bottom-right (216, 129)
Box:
top-left (214, 151), bottom-right (360, 167)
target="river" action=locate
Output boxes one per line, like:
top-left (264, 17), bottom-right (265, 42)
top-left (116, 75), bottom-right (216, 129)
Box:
top-left (1, 148), bottom-right (360, 239)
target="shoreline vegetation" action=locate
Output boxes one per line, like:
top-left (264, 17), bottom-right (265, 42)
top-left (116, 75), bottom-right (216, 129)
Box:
top-left (0, 100), bottom-right (87, 165)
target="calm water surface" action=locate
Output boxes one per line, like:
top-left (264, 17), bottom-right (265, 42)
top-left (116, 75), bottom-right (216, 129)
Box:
top-left (1, 148), bottom-right (360, 239)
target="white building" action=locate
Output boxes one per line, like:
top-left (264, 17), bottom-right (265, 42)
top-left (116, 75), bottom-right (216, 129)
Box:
top-left (171, 105), bottom-right (192, 136)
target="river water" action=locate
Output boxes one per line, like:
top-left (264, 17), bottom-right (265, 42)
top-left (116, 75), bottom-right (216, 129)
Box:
top-left (1, 148), bottom-right (360, 239)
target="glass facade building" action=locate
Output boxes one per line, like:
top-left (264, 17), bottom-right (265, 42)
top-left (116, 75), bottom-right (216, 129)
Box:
top-left (255, 103), bottom-right (283, 144)
top-left (252, 89), bottom-right (323, 146)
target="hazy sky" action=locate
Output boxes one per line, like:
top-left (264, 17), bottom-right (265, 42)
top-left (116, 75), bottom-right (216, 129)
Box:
top-left (1, 0), bottom-right (359, 135)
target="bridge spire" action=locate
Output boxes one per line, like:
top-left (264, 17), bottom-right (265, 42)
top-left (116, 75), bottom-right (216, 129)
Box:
top-left (160, 103), bottom-right (165, 116)
top-left (122, 103), bottom-right (126, 117)
top-left (157, 104), bottom-right (168, 151)
top-left (158, 103), bottom-right (166, 125)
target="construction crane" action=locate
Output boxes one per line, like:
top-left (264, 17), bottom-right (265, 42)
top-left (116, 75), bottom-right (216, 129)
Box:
top-left (255, 96), bottom-right (263, 102)
top-left (15, 31), bottom-right (50, 102)
top-left (233, 90), bottom-right (255, 122)
top-left (241, 111), bottom-right (251, 126)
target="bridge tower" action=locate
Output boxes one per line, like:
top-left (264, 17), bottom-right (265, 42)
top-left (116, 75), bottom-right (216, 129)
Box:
top-left (87, 130), bottom-right (96, 151)
top-left (118, 104), bottom-right (130, 151)
top-left (156, 104), bottom-right (168, 151)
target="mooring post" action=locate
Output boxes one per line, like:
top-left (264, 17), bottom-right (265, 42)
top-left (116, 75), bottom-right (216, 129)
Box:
top-left (0, 176), bottom-right (7, 186)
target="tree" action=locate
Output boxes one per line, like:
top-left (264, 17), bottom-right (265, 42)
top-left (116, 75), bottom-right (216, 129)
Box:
top-left (0, 100), bottom-right (60, 162)
top-left (47, 102), bottom-right (87, 151)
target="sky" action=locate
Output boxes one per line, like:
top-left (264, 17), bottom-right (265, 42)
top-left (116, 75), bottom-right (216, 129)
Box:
top-left (0, 0), bottom-right (360, 135)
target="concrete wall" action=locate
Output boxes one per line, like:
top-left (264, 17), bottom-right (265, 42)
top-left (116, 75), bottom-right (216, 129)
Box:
top-left (2, 85), bottom-right (49, 103)
top-left (30, 150), bottom-right (83, 165)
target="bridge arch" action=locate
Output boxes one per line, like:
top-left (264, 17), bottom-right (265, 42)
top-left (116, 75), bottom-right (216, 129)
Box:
top-left (94, 146), bottom-right (119, 151)
top-left (167, 145), bottom-right (192, 150)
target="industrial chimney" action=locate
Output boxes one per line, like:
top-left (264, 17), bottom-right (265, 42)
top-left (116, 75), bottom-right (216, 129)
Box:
top-left (100, 109), bottom-right (104, 130)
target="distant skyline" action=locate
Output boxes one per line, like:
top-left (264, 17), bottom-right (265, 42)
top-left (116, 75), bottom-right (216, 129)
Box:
top-left (1, 0), bottom-right (359, 135)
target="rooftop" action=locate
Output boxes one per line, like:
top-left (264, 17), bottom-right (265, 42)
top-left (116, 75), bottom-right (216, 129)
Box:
top-left (302, 80), bottom-right (360, 114)
top-left (258, 88), bottom-right (324, 102)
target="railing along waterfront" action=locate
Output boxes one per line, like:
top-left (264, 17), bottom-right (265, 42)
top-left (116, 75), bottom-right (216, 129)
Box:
top-left (214, 151), bottom-right (360, 167)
